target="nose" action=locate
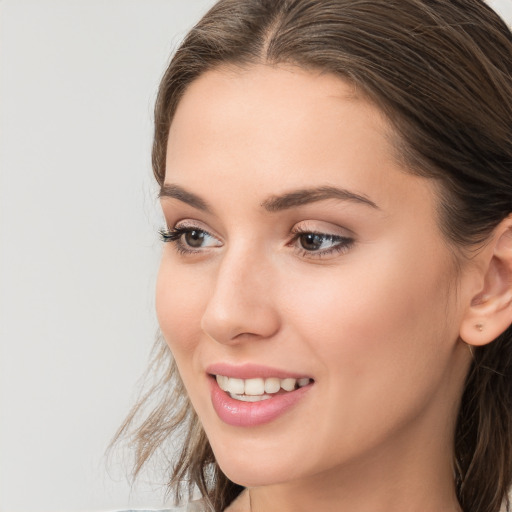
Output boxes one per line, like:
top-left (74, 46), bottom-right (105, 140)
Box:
top-left (200, 247), bottom-right (280, 345)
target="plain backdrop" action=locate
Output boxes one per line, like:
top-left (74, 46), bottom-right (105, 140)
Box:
top-left (0, 1), bottom-right (216, 511)
top-left (1, 1), bottom-right (512, 511)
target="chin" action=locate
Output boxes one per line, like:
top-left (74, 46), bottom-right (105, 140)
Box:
top-left (217, 458), bottom-right (294, 488)
top-left (209, 437), bottom-right (307, 488)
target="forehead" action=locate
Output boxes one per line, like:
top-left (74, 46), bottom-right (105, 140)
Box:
top-left (164, 64), bottom-right (437, 223)
top-left (168, 66), bottom-right (392, 173)
top-left (167, 64), bottom-right (389, 150)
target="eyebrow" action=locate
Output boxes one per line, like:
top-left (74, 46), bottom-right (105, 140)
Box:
top-left (159, 184), bottom-right (213, 213)
top-left (261, 185), bottom-right (379, 211)
top-left (159, 184), bottom-right (379, 213)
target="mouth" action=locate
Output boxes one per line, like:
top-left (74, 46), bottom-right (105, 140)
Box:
top-left (207, 366), bottom-right (314, 427)
top-left (213, 374), bottom-right (313, 402)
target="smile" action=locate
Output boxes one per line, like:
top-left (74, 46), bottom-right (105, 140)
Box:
top-left (215, 375), bottom-right (312, 402)
top-left (208, 368), bottom-right (314, 427)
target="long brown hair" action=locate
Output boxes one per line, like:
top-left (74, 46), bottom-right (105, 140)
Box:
top-left (112, 1), bottom-right (512, 511)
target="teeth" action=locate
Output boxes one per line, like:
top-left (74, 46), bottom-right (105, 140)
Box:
top-left (216, 375), bottom-right (312, 397)
top-left (264, 377), bottom-right (281, 394)
top-left (229, 393), bottom-right (272, 402)
top-left (216, 375), bottom-right (228, 391)
top-left (245, 378), bottom-right (265, 395)
top-left (228, 377), bottom-right (244, 394)
top-left (281, 378), bottom-right (296, 391)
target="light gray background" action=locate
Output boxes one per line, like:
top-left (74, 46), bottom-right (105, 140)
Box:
top-left (0, 1), bottom-right (216, 511)
top-left (1, 1), bottom-right (512, 511)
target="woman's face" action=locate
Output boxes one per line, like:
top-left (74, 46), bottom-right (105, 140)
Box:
top-left (156, 65), bottom-right (471, 487)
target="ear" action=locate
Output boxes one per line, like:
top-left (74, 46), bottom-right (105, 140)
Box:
top-left (459, 215), bottom-right (512, 347)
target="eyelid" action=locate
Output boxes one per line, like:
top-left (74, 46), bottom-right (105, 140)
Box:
top-left (288, 222), bottom-right (355, 259)
top-left (291, 219), bottom-right (355, 238)
top-left (159, 219), bottom-right (355, 259)
top-left (159, 220), bottom-right (223, 255)
top-left (159, 226), bottom-right (220, 243)
top-left (174, 218), bottom-right (215, 231)
top-left (178, 221), bottom-right (222, 242)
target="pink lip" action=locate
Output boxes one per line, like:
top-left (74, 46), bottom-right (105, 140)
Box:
top-left (206, 362), bottom-right (311, 380)
top-left (208, 375), bottom-right (313, 427)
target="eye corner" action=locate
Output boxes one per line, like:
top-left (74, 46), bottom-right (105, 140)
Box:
top-left (288, 225), bottom-right (355, 260)
top-left (158, 222), bottom-right (223, 255)
top-left (158, 226), bottom-right (176, 242)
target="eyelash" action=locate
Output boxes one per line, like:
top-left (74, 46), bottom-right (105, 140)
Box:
top-left (159, 225), bottom-right (354, 259)
top-left (158, 226), bottom-right (217, 255)
top-left (289, 226), bottom-right (354, 258)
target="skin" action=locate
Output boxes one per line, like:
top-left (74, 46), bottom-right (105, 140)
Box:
top-left (155, 64), bottom-right (478, 512)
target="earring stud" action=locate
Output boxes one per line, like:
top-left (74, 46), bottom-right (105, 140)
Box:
top-left (475, 323), bottom-right (484, 332)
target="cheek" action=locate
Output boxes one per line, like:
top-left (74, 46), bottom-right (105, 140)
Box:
top-left (268, 253), bottom-right (458, 469)
top-left (282, 246), bottom-right (456, 407)
top-left (155, 259), bottom-right (213, 416)
top-left (155, 257), bottom-right (206, 357)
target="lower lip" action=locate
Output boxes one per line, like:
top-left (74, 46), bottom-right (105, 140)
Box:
top-left (209, 376), bottom-right (312, 427)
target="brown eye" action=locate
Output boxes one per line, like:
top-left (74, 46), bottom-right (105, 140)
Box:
top-left (184, 229), bottom-right (207, 248)
top-left (159, 225), bottom-right (222, 254)
top-left (291, 229), bottom-right (355, 259)
top-left (299, 233), bottom-right (326, 251)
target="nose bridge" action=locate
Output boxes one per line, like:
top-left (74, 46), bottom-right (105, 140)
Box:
top-left (200, 242), bottom-right (279, 344)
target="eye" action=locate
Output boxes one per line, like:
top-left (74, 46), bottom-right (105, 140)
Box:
top-left (182, 229), bottom-right (209, 248)
top-left (290, 227), bottom-right (354, 259)
top-left (298, 232), bottom-right (337, 251)
top-left (159, 224), bottom-right (222, 254)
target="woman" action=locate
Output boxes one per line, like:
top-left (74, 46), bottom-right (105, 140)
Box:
top-left (114, 1), bottom-right (512, 511)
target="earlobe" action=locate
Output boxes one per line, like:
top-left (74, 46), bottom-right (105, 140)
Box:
top-left (459, 217), bottom-right (512, 347)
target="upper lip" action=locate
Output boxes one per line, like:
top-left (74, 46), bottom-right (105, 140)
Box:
top-left (206, 362), bottom-right (313, 380)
